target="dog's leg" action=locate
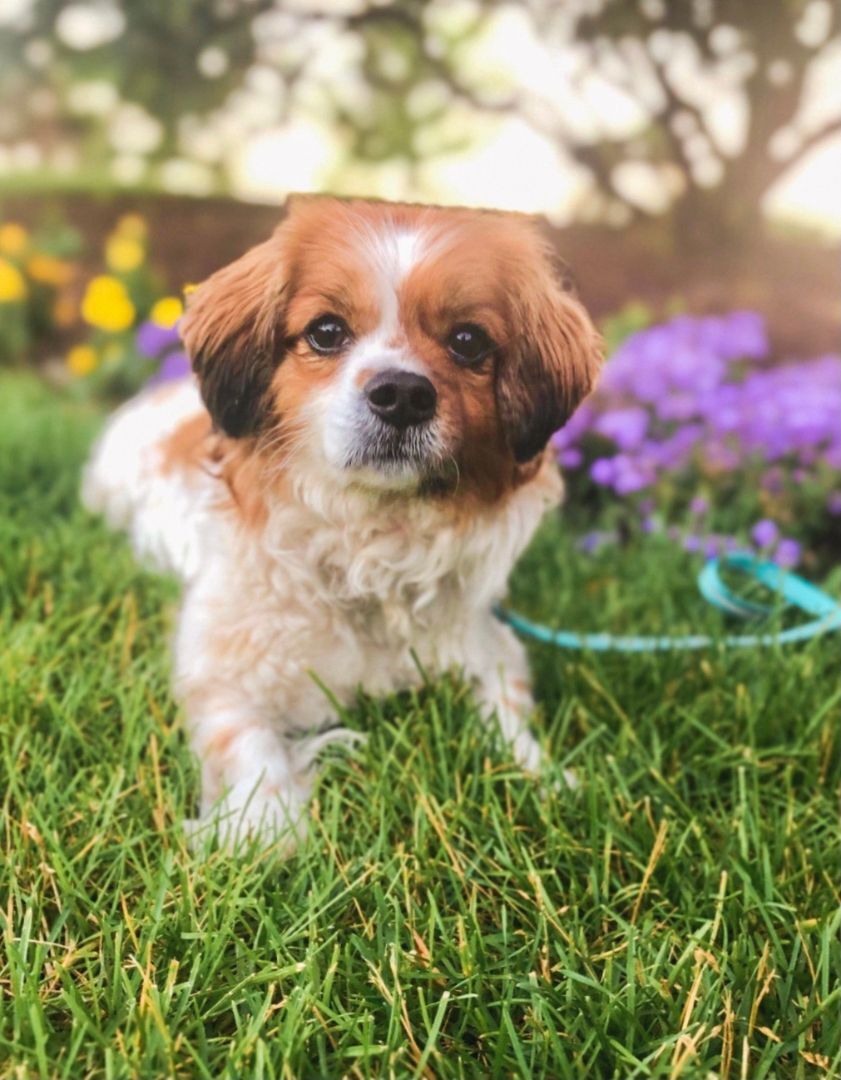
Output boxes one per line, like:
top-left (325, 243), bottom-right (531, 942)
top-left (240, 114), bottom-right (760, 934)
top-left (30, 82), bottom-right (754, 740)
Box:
top-left (465, 617), bottom-right (576, 786)
top-left (467, 621), bottom-right (544, 772)
top-left (184, 699), bottom-right (311, 854)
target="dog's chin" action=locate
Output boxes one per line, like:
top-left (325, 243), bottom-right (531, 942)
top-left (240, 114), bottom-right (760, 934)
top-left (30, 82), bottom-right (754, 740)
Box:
top-left (340, 429), bottom-right (451, 494)
top-left (344, 449), bottom-right (431, 493)
top-left (345, 461), bottom-right (424, 493)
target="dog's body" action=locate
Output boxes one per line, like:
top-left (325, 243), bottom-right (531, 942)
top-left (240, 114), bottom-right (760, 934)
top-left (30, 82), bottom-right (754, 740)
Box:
top-left (83, 197), bottom-right (600, 850)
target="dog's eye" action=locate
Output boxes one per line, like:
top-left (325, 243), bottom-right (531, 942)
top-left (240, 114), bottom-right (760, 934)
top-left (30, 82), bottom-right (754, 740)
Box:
top-left (447, 323), bottom-right (494, 366)
top-left (305, 314), bottom-right (351, 355)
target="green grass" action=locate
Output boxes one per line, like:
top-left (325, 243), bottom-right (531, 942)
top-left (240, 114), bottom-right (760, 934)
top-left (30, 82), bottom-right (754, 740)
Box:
top-left (1, 372), bottom-right (839, 1079)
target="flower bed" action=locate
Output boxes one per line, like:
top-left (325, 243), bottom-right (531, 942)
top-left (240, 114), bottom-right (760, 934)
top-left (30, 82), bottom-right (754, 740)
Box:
top-left (555, 310), bottom-right (841, 572)
top-left (0, 213), bottom-right (185, 397)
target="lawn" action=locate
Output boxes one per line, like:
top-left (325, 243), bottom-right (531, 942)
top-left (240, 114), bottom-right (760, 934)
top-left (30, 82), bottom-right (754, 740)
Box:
top-left (1, 372), bottom-right (839, 1079)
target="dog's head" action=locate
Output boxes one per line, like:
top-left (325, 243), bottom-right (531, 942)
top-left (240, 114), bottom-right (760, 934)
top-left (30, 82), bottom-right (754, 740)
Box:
top-left (181, 197), bottom-right (602, 498)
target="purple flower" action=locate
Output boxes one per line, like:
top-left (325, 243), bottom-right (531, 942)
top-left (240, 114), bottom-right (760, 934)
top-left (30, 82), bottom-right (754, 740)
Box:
top-left (137, 320), bottom-right (181, 359)
top-left (827, 492), bottom-right (841, 516)
top-left (611, 454), bottom-right (654, 494)
top-left (720, 311), bottom-right (769, 360)
top-left (552, 402), bottom-right (595, 448)
top-left (147, 349), bottom-right (191, 385)
top-left (558, 448), bottom-right (583, 469)
top-left (593, 406), bottom-right (649, 451)
top-left (774, 538), bottom-right (801, 568)
top-left (645, 426), bottom-right (703, 469)
top-left (689, 496), bottom-right (709, 515)
top-left (656, 391), bottom-right (698, 422)
top-left (577, 530), bottom-right (617, 554)
top-left (578, 532), bottom-right (601, 554)
top-left (590, 458), bottom-right (616, 486)
top-left (683, 534), bottom-right (702, 553)
top-left (751, 519), bottom-right (779, 548)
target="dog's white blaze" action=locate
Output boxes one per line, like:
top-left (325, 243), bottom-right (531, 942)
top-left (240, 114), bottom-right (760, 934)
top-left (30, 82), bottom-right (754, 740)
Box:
top-left (362, 224), bottom-right (426, 336)
top-left (394, 230), bottom-right (425, 279)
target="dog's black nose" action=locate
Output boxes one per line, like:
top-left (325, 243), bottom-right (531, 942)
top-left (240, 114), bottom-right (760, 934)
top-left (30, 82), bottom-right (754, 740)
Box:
top-left (365, 369), bottom-right (437, 429)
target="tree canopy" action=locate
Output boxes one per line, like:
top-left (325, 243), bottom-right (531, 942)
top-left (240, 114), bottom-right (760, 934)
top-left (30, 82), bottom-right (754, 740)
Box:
top-left (1, 0), bottom-right (838, 245)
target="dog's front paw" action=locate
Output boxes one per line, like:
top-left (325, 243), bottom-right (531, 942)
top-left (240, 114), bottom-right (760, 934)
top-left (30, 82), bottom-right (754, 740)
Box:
top-left (508, 730), bottom-right (579, 792)
top-left (185, 778), bottom-right (309, 856)
top-left (509, 728), bottom-right (544, 773)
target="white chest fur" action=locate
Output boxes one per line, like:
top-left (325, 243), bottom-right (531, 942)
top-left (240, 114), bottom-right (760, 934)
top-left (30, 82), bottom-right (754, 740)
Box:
top-left (174, 461), bottom-right (562, 728)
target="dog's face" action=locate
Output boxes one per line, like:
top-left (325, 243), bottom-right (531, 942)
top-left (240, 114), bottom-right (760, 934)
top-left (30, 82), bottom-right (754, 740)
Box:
top-left (181, 197), bottom-right (601, 498)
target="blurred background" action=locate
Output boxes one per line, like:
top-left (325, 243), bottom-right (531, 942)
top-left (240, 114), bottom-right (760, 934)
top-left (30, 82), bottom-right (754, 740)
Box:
top-left (0, 0), bottom-right (839, 570)
top-left (1, 0), bottom-right (840, 337)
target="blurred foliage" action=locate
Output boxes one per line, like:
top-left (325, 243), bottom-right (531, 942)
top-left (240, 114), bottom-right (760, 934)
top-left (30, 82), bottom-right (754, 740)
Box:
top-left (0, 0), bottom-right (267, 160)
top-left (0, 1), bottom-right (838, 247)
top-left (599, 299), bottom-right (655, 355)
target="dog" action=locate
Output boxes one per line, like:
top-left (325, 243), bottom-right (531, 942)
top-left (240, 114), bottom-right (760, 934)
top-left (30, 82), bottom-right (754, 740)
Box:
top-left (82, 196), bottom-right (602, 851)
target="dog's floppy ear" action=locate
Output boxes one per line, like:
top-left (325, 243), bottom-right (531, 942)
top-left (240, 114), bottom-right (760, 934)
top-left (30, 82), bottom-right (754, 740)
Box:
top-left (180, 229), bottom-right (288, 437)
top-left (497, 255), bottom-right (602, 464)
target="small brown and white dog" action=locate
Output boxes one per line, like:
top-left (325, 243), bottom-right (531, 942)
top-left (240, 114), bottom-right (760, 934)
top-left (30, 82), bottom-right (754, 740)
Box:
top-left (83, 196), bottom-right (601, 851)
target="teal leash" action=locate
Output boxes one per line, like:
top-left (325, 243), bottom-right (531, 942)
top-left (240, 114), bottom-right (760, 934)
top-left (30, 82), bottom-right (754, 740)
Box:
top-left (494, 552), bottom-right (841, 652)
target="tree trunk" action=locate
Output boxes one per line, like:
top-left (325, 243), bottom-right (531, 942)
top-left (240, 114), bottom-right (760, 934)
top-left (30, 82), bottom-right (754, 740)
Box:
top-left (668, 179), bottom-right (768, 256)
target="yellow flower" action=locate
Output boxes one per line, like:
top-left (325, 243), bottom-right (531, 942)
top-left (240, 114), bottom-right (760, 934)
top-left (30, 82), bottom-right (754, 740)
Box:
top-left (149, 295), bottom-right (183, 328)
top-left (66, 344), bottom-right (98, 377)
top-left (27, 253), bottom-right (74, 287)
top-left (105, 234), bottom-right (145, 273)
top-left (81, 275), bottom-right (136, 332)
top-left (115, 213), bottom-right (147, 240)
top-left (0, 258), bottom-right (27, 302)
top-left (0, 223), bottom-right (29, 257)
top-left (182, 282), bottom-right (198, 296)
